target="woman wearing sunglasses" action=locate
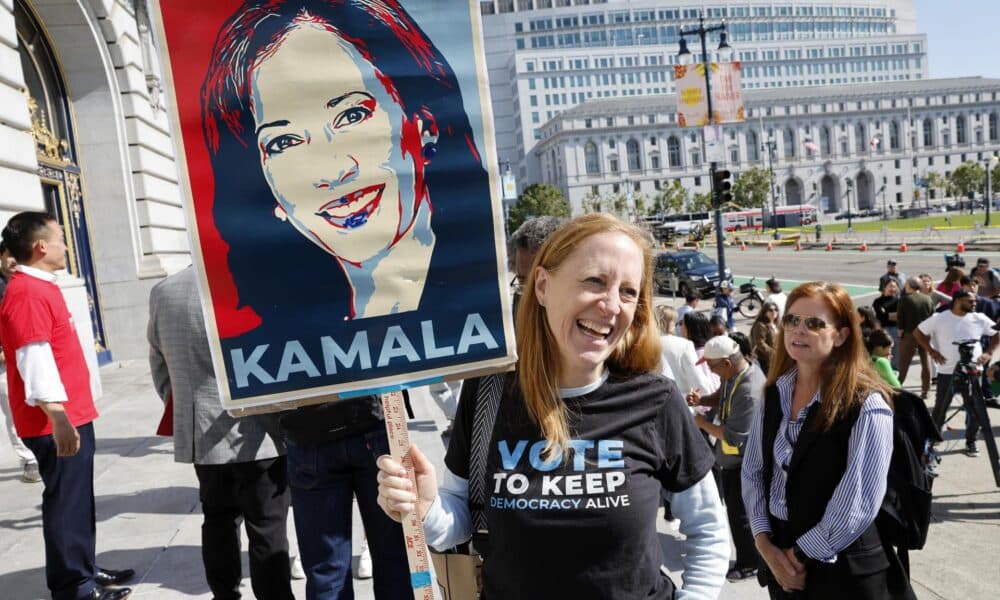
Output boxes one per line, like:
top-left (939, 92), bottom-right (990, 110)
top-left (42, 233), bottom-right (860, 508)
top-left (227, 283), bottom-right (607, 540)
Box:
top-left (741, 282), bottom-right (911, 599)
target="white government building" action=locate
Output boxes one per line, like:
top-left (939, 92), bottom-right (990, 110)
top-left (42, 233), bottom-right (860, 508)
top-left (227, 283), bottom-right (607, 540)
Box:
top-left (480, 0), bottom-right (928, 186)
top-left (534, 77), bottom-right (1000, 215)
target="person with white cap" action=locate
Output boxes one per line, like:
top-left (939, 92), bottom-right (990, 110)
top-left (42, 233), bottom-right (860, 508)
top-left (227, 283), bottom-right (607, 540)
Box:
top-left (687, 335), bottom-right (766, 582)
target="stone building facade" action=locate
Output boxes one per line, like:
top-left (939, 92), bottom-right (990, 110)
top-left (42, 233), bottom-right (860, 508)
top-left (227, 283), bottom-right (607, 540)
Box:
top-left (0, 0), bottom-right (188, 376)
top-left (534, 77), bottom-right (1000, 217)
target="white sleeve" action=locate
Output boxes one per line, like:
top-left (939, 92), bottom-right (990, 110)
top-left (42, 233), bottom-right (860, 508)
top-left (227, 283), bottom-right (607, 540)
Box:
top-left (422, 466), bottom-right (474, 551)
top-left (15, 341), bottom-right (68, 406)
top-left (671, 472), bottom-right (731, 600)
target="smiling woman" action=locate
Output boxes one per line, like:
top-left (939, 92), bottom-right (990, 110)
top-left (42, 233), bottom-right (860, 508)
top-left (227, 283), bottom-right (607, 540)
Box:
top-left (202, 0), bottom-right (493, 325)
top-left (376, 213), bottom-right (732, 599)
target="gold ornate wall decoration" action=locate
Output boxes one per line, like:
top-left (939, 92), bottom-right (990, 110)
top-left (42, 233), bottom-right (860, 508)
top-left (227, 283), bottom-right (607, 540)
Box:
top-left (25, 89), bottom-right (71, 164)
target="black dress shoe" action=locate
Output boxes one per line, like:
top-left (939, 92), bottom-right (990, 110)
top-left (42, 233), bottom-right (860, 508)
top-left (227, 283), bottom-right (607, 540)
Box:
top-left (87, 587), bottom-right (132, 600)
top-left (95, 567), bottom-right (135, 587)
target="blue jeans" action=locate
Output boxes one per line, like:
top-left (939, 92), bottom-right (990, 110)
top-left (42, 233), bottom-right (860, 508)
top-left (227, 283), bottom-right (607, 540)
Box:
top-left (286, 426), bottom-right (410, 600)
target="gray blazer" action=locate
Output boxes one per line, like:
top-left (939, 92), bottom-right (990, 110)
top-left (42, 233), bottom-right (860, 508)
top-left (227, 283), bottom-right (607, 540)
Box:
top-left (147, 267), bottom-right (283, 465)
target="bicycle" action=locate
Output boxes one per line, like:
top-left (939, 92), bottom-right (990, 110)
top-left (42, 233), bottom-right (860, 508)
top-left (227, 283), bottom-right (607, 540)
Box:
top-left (736, 276), bottom-right (766, 320)
top-left (946, 339), bottom-right (1000, 487)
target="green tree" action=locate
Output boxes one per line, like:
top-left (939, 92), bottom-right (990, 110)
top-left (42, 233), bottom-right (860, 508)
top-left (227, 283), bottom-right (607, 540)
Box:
top-left (948, 161), bottom-right (985, 199)
top-left (581, 190), bottom-right (605, 213)
top-left (655, 179), bottom-right (688, 215)
top-left (508, 183), bottom-right (571, 231)
top-left (611, 193), bottom-right (628, 216)
top-left (924, 171), bottom-right (945, 199)
top-left (732, 165), bottom-right (772, 209)
top-left (690, 191), bottom-right (714, 212)
top-left (632, 193), bottom-right (648, 219)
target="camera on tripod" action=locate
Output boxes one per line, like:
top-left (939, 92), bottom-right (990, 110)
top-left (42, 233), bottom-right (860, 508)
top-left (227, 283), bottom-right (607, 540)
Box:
top-left (953, 338), bottom-right (981, 373)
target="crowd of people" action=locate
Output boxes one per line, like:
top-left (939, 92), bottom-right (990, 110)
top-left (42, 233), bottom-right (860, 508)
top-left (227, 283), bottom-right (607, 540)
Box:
top-left (2, 204), bottom-right (996, 600)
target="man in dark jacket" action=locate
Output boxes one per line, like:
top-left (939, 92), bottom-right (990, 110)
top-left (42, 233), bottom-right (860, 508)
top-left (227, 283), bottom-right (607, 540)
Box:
top-left (897, 277), bottom-right (935, 399)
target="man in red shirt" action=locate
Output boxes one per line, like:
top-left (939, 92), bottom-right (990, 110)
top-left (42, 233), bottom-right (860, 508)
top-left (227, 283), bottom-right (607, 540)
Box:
top-left (0, 212), bottom-right (132, 600)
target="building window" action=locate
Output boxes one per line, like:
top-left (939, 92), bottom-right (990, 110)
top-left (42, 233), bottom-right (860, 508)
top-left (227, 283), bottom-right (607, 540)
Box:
top-left (889, 121), bottom-right (900, 150)
top-left (691, 150), bottom-right (701, 167)
top-left (606, 117), bottom-right (613, 126)
top-left (649, 136), bottom-right (656, 146)
top-left (783, 128), bottom-right (796, 159)
top-left (608, 139), bottom-right (616, 150)
top-left (820, 126), bottom-right (832, 155)
top-left (747, 130), bottom-right (760, 161)
top-left (855, 123), bottom-right (866, 154)
top-left (591, 185), bottom-right (599, 195)
top-left (956, 115), bottom-right (967, 144)
top-left (650, 153), bottom-right (660, 169)
top-left (693, 176), bottom-right (702, 186)
top-left (609, 157), bottom-right (619, 173)
top-left (584, 141), bottom-right (600, 175)
top-left (923, 118), bottom-right (933, 147)
top-left (626, 139), bottom-right (641, 171)
top-left (612, 183), bottom-right (620, 193)
top-left (585, 118), bottom-right (592, 128)
top-left (667, 136), bottom-right (681, 167)
top-left (990, 113), bottom-right (999, 141)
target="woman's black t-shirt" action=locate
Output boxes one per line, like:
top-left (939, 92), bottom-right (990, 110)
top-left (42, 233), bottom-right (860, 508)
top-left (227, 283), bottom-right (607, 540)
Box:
top-left (444, 371), bottom-right (715, 599)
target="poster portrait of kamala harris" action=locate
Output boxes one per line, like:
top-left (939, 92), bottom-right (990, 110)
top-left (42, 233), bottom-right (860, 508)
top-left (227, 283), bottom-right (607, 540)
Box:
top-left (151, 0), bottom-right (515, 410)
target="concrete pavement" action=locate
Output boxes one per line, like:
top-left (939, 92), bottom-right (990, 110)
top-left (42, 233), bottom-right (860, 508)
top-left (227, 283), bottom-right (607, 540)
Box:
top-left (1, 301), bottom-right (998, 598)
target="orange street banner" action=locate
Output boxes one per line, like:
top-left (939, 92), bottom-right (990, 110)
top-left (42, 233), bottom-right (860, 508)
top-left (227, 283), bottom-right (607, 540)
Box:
top-left (674, 62), bottom-right (745, 127)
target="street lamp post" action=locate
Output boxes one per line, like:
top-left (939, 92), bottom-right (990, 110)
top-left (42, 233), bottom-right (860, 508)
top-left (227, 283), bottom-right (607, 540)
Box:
top-left (985, 154), bottom-right (999, 227)
top-left (845, 178), bottom-right (854, 231)
top-left (763, 138), bottom-right (778, 237)
top-left (678, 13), bottom-right (732, 285)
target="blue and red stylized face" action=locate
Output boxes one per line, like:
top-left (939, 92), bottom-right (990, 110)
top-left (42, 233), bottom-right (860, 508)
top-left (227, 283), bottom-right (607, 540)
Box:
top-left (250, 21), bottom-right (427, 265)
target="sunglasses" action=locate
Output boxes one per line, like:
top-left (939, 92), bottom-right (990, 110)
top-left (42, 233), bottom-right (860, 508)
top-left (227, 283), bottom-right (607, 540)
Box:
top-left (781, 313), bottom-right (831, 331)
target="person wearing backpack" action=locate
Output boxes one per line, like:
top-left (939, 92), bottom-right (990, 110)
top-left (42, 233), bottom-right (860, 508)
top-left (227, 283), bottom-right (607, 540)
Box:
top-left (741, 281), bottom-right (914, 599)
top-left (376, 214), bottom-right (730, 599)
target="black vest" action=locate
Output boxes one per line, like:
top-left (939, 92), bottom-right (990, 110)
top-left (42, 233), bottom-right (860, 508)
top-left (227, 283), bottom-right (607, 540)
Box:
top-left (761, 384), bottom-right (863, 540)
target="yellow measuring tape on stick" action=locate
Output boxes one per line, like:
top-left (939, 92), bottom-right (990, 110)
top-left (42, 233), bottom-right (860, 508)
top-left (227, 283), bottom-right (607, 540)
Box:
top-left (381, 391), bottom-right (436, 600)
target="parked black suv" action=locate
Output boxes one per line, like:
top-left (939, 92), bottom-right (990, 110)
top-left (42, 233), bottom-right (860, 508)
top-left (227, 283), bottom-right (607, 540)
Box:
top-left (653, 250), bottom-right (731, 297)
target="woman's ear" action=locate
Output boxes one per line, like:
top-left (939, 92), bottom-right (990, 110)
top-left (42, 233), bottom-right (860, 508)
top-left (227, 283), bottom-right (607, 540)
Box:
top-left (834, 326), bottom-right (850, 347)
top-left (534, 266), bottom-right (549, 308)
top-left (413, 113), bottom-right (439, 160)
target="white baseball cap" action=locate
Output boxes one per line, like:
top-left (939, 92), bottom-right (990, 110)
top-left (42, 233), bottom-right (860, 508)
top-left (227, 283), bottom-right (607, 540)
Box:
top-left (696, 335), bottom-right (740, 364)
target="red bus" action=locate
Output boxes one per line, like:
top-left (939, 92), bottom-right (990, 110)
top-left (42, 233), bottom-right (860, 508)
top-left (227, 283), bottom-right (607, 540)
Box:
top-left (722, 206), bottom-right (817, 231)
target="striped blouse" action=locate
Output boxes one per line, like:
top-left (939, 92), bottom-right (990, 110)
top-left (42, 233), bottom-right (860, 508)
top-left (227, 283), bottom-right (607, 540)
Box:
top-left (740, 368), bottom-right (894, 562)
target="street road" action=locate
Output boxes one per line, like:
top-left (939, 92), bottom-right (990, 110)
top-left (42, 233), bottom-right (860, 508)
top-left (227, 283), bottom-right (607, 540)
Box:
top-left (707, 248), bottom-right (1000, 297)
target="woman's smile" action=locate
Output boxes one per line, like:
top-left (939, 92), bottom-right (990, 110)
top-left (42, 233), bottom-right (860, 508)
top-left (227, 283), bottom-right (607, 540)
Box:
top-left (317, 183), bottom-right (385, 229)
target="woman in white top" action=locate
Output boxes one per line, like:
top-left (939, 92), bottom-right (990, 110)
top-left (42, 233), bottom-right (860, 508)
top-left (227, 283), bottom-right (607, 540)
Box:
top-left (681, 311), bottom-right (721, 395)
top-left (655, 305), bottom-right (713, 396)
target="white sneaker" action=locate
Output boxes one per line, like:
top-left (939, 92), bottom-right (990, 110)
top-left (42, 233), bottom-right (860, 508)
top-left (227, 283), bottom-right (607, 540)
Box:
top-left (21, 462), bottom-right (41, 483)
top-left (290, 554), bottom-right (306, 580)
top-left (356, 540), bottom-right (373, 579)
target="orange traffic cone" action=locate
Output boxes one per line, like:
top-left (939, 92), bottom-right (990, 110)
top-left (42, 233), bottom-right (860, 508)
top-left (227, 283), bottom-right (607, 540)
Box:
top-left (860, 241), bottom-right (868, 252)
top-left (767, 241), bottom-right (773, 252)
top-left (825, 241), bottom-right (833, 251)
top-left (900, 239), bottom-right (908, 253)
top-left (794, 240), bottom-right (802, 251)
top-left (957, 239), bottom-right (966, 253)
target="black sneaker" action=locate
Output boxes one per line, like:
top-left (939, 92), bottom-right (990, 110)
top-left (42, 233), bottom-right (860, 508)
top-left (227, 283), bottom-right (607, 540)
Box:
top-left (965, 443), bottom-right (980, 457)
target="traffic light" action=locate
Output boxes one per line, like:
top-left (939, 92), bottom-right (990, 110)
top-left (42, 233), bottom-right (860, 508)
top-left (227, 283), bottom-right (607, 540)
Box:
top-left (712, 169), bottom-right (733, 205)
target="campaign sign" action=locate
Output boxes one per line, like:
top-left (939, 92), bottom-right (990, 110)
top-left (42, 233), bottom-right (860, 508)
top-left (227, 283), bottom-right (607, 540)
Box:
top-left (151, 0), bottom-right (516, 410)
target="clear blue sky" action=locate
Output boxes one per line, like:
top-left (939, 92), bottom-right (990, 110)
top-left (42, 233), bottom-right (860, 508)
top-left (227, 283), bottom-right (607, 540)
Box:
top-left (916, 0), bottom-right (1000, 79)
